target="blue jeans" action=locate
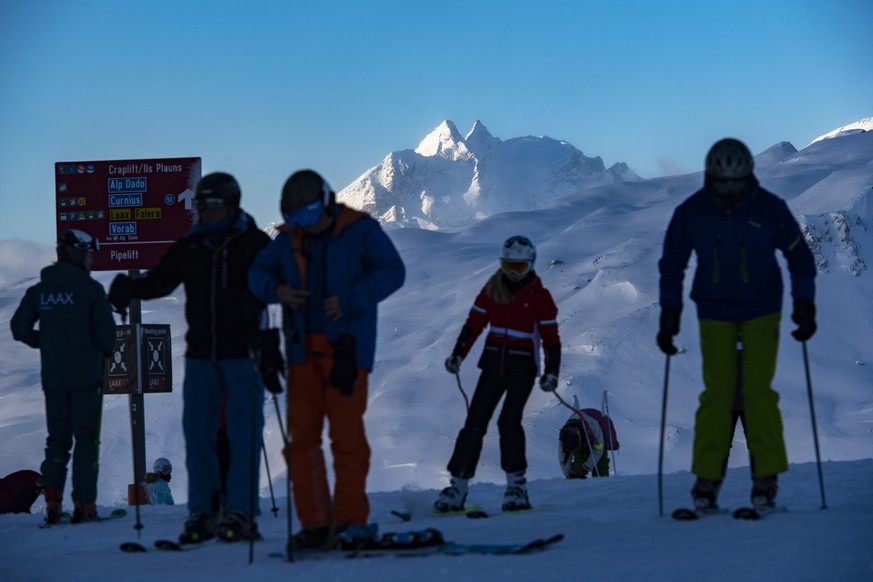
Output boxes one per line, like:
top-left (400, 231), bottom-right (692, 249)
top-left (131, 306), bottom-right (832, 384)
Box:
top-left (182, 358), bottom-right (264, 516)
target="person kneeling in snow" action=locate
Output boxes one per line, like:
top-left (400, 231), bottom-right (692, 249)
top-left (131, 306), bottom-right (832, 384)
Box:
top-left (559, 413), bottom-right (606, 479)
top-left (558, 403), bottom-right (619, 479)
top-left (141, 458), bottom-right (174, 505)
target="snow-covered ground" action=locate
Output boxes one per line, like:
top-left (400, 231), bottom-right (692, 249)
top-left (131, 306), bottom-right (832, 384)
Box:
top-left (1, 125), bottom-right (871, 580)
top-left (2, 459), bottom-right (871, 582)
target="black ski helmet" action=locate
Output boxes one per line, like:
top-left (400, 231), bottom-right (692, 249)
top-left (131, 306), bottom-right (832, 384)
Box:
top-left (280, 170), bottom-right (336, 216)
top-left (57, 229), bottom-right (98, 269)
top-left (705, 138), bottom-right (754, 180)
top-left (194, 172), bottom-right (241, 210)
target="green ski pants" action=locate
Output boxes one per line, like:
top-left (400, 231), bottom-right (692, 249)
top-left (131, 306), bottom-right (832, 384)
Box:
top-left (692, 312), bottom-right (788, 480)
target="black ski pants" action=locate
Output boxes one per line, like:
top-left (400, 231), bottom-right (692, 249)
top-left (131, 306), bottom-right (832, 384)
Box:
top-left (40, 385), bottom-right (103, 504)
top-left (447, 347), bottom-right (536, 478)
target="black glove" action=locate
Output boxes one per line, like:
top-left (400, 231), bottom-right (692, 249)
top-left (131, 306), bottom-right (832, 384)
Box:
top-left (791, 300), bottom-right (817, 342)
top-left (330, 334), bottom-right (358, 396)
top-left (445, 354), bottom-right (463, 374)
top-left (108, 274), bottom-right (133, 318)
top-left (539, 373), bottom-right (558, 392)
top-left (255, 328), bottom-right (285, 394)
top-left (656, 308), bottom-right (681, 356)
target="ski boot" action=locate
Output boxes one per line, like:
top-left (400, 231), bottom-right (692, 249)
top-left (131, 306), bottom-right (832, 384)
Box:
top-left (43, 484), bottom-right (63, 524)
top-left (751, 475), bottom-right (778, 510)
top-left (71, 503), bottom-right (98, 524)
top-left (178, 513), bottom-right (219, 544)
top-left (287, 526), bottom-right (332, 552)
top-left (216, 511), bottom-right (260, 542)
top-left (433, 479), bottom-right (468, 513)
top-left (502, 484), bottom-right (532, 512)
top-left (691, 477), bottom-right (723, 513)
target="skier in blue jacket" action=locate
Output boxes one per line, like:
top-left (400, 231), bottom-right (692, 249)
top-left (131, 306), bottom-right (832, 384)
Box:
top-left (248, 169), bottom-right (405, 550)
top-left (657, 138), bottom-right (817, 512)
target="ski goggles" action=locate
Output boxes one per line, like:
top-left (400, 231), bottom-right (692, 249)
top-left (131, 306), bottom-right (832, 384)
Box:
top-left (500, 259), bottom-right (531, 276)
top-left (194, 197), bottom-right (226, 212)
top-left (283, 199), bottom-right (325, 228)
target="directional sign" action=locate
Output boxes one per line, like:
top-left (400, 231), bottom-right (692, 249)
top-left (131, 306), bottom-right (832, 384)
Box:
top-left (141, 325), bottom-right (172, 393)
top-left (104, 324), bottom-right (173, 394)
top-left (55, 157), bottom-right (201, 271)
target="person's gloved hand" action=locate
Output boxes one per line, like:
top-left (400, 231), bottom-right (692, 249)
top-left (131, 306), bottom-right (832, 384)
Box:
top-left (255, 328), bottom-right (285, 394)
top-left (445, 354), bottom-right (463, 374)
top-left (329, 334), bottom-right (358, 396)
top-left (791, 300), bottom-right (817, 342)
top-left (539, 373), bottom-right (558, 392)
top-left (656, 308), bottom-right (681, 356)
top-left (108, 274), bottom-right (133, 318)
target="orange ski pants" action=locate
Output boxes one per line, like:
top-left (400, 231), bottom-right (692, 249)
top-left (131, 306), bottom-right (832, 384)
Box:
top-left (285, 336), bottom-right (370, 528)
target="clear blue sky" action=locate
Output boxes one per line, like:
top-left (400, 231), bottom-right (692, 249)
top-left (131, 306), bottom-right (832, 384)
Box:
top-left (2, 0), bottom-right (871, 244)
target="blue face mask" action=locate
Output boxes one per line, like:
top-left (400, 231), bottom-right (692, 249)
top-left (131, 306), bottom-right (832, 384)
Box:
top-left (284, 199), bottom-right (324, 228)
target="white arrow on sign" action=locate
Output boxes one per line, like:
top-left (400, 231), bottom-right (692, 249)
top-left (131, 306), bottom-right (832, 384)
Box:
top-left (176, 188), bottom-right (195, 210)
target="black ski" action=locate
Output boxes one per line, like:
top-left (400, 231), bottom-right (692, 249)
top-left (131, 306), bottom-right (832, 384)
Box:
top-left (119, 538), bottom-right (209, 553)
top-left (671, 507), bottom-right (730, 521)
top-left (466, 504), bottom-right (550, 519)
top-left (269, 533), bottom-right (564, 560)
top-left (392, 505), bottom-right (483, 522)
top-left (41, 508), bottom-right (128, 529)
top-left (732, 505), bottom-right (784, 520)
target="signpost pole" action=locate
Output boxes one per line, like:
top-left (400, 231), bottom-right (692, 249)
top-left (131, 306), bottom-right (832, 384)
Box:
top-left (128, 270), bottom-right (147, 493)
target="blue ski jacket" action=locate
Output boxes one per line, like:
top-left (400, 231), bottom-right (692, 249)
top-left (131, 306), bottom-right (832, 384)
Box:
top-left (248, 205), bottom-right (405, 370)
top-left (659, 184), bottom-right (816, 322)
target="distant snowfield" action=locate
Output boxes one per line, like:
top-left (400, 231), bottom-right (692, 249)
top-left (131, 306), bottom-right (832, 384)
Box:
top-left (1, 124), bottom-right (871, 581)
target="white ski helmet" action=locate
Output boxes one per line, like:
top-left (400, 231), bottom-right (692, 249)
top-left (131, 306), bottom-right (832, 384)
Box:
top-left (500, 235), bottom-right (536, 275)
top-left (153, 457), bottom-right (172, 475)
top-left (56, 229), bottom-right (99, 269)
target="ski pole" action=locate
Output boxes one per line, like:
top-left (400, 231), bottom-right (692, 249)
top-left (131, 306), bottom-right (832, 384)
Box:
top-left (248, 370), bottom-right (260, 565)
top-left (453, 372), bottom-right (470, 414)
top-left (272, 394), bottom-right (294, 561)
top-left (658, 355), bottom-right (671, 517)
top-left (553, 391), bottom-right (602, 477)
top-left (602, 390), bottom-right (617, 476)
top-left (262, 439), bottom-right (278, 517)
top-left (802, 341), bottom-right (827, 509)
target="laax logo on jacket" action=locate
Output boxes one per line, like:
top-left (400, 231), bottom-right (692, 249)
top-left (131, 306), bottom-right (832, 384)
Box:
top-left (40, 292), bottom-right (75, 307)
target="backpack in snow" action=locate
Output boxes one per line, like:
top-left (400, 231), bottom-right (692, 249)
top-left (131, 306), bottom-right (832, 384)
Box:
top-left (581, 408), bottom-right (620, 451)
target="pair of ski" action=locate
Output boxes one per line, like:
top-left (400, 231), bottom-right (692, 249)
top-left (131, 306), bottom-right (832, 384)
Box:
top-left (40, 508), bottom-right (128, 529)
top-left (391, 504), bottom-right (549, 522)
top-left (120, 537), bottom-right (260, 553)
top-left (269, 533), bottom-right (564, 560)
top-left (120, 539), bottom-right (197, 553)
top-left (672, 505), bottom-right (783, 521)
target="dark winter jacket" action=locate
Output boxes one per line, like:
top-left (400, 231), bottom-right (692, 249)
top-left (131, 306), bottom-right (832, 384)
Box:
top-left (248, 205), bottom-right (405, 370)
top-left (659, 185), bottom-right (816, 322)
top-left (125, 211), bottom-right (270, 360)
top-left (456, 271), bottom-right (561, 376)
top-left (10, 261), bottom-right (116, 391)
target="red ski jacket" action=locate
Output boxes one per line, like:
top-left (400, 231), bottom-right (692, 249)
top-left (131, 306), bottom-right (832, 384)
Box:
top-left (458, 273), bottom-right (560, 374)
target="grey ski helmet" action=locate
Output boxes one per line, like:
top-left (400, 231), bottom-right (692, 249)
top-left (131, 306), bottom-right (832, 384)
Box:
top-left (705, 138), bottom-right (754, 180)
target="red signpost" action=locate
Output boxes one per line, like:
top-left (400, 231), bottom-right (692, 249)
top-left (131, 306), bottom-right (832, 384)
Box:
top-left (54, 157), bottom-right (201, 271)
top-left (54, 157), bottom-right (201, 502)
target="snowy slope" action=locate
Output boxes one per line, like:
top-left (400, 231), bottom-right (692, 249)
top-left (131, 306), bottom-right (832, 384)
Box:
top-left (1, 122), bottom-right (872, 581)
